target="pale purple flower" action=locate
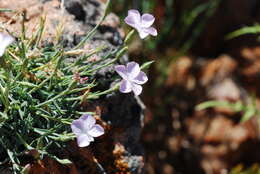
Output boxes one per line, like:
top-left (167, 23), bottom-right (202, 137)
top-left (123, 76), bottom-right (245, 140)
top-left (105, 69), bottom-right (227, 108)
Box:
top-left (115, 61), bottom-right (148, 96)
top-left (0, 32), bottom-right (14, 57)
top-left (124, 9), bottom-right (157, 39)
top-left (71, 114), bottom-right (104, 147)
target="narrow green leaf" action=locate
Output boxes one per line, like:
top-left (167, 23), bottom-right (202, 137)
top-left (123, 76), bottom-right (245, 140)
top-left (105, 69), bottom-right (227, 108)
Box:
top-left (50, 155), bottom-right (72, 165)
top-left (226, 24), bottom-right (260, 40)
top-left (241, 109), bottom-right (255, 122)
top-left (196, 100), bottom-right (232, 110)
top-left (140, 60), bottom-right (155, 70)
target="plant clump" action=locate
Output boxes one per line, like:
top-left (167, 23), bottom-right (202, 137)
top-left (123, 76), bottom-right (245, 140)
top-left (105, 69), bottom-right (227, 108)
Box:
top-left (0, 2), bottom-right (157, 173)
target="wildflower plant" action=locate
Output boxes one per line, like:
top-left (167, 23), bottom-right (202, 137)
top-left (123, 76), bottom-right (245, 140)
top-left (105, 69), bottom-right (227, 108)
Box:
top-left (0, 2), bottom-right (156, 173)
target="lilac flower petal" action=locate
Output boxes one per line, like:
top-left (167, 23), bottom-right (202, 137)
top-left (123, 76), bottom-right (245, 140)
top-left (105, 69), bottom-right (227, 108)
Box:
top-left (138, 29), bottom-right (150, 39)
top-left (132, 71), bottom-right (148, 85)
top-left (124, 16), bottom-right (137, 29)
top-left (88, 125), bottom-right (104, 137)
top-left (124, 9), bottom-right (141, 28)
top-left (143, 27), bottom-right (158, 36)
top-left (77, 134), bottom-right (93, 147)
top-left (132, 83), bottom-right (142, 96)
top-left (71, 120), bottom-right (84, 135)
top-left (119, 80), bottom-right (132, 93)
top-left (115, 65), bottom-right (127, 80)
top-left (128, 9), bottom-right (141, 17)
top-left (127, 62), bottom-right (140, 79)
top-left (80, 114), bottom-right (96, 130)
top-left (0, 33), bottom-right (14, 57)
top-left (141, 13), bottom-right (155, 28)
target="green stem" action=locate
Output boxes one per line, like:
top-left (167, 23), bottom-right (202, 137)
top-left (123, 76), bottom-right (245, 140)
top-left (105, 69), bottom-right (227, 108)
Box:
top-left (28, 76), bottom-right (51, 94)
top-left (35, 80), bottom-right (77, 107)
top-left (68, 83), bottom-right (96, 94)
top-left (65, 83), bottom-right (120, 102)
top-left (124, 29), bottom-right (135, 45)
top-left (65, 46), bottom-right (105, 71)
top-left (35, 89), bottom-right (69, 107)
top-left (83, 46), bottom-right (128, 74)
top-left (87, 83), bottom-right (120, 99)
top-left (38, 113), bottom-right (72, 124)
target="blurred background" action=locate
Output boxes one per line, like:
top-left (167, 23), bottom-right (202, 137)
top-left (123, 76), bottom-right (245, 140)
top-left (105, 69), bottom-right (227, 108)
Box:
top-left (112, 0), bottom-right (260, 174)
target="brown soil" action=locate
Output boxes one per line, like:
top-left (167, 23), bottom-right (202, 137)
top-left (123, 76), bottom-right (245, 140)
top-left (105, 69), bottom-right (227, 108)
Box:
top-left (142, 0), bottom-right (260, 174)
